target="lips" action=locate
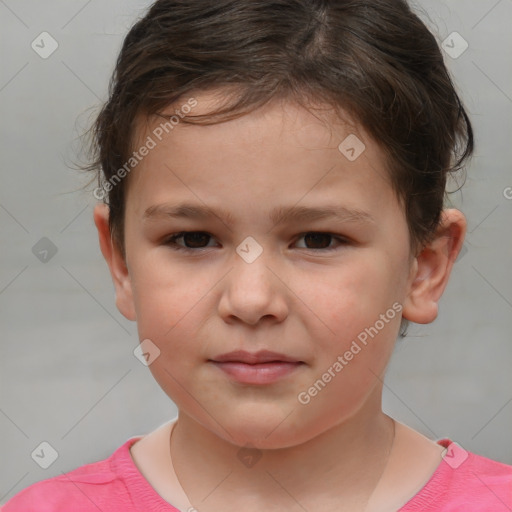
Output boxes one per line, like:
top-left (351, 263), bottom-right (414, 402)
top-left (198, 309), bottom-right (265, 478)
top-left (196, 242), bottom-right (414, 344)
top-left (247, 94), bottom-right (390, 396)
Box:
top-left (210, 350), bottom-right (302, 365)
top-left (209, 350), bottom-right (305, 385)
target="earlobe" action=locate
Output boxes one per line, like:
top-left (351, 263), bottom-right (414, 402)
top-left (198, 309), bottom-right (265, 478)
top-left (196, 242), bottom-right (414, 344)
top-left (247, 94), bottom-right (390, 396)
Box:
top-left (93, 203), bottom-right (137, 321)
top-left (402, 209), bottom-right (466, 325)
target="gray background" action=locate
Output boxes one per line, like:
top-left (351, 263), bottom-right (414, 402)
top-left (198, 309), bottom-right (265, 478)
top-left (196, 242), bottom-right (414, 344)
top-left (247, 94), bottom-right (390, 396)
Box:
top-left (1, 0), bottom-right (511, 503)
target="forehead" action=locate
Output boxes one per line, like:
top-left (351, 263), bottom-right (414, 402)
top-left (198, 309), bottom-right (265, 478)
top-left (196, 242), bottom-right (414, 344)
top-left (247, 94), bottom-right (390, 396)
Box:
top-left (135, 91), bottom-right (360, 151)
top-left (126, 92), bottom-right (398, 224)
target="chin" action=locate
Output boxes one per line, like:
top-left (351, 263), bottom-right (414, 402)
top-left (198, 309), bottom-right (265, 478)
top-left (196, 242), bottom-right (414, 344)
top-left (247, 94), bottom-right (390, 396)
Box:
top-left (211, 407), bottom-right (323, 450)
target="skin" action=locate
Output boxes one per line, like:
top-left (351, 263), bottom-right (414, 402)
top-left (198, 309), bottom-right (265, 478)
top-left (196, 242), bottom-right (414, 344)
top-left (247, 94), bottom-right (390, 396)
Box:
top-left (94, 91), bottom-right (466, 512)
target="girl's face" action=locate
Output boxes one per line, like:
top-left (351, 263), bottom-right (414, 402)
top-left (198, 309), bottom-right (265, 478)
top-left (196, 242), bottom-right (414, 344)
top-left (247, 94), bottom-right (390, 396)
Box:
top-left (116, 94), bottom-right (417, 448)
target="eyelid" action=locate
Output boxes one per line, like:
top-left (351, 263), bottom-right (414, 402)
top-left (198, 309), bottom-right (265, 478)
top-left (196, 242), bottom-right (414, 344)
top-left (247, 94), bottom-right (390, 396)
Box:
top-left (163, 231), bottom-right (218, 252)
top-left (163, 231), bottom-right (350, 253)
top-left (293, 232), bottom-right (350, 251)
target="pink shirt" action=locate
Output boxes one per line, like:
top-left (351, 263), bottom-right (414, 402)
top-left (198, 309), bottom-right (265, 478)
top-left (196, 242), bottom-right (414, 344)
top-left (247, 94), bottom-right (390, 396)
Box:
top-left (2, 438), bottom-right (511, 511)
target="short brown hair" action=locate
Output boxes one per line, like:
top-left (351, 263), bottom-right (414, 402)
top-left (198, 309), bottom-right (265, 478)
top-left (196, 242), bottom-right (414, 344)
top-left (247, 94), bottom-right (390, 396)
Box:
top-left (82, 0), bottom-right (473, 335)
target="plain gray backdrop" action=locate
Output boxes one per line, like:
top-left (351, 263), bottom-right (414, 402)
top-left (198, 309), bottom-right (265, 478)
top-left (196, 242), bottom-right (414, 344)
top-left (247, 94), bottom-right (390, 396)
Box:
top-left (1, 0), bottom-right (511, 504)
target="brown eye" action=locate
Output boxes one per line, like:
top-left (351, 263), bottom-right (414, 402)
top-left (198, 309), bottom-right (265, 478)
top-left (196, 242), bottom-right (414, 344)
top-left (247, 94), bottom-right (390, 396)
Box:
top-left (303, 233), bottom-right (333, 249)
top-left (164, 231), bottom-right (216, 251)
top-left (294, 232), bottom-right (349, 251)
top-left (181, 232), bottom-right (211, 248)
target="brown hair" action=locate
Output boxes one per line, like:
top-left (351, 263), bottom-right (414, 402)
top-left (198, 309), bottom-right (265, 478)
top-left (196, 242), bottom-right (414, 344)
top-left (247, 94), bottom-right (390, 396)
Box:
top-left (82, 0), bottom-right (473, 336)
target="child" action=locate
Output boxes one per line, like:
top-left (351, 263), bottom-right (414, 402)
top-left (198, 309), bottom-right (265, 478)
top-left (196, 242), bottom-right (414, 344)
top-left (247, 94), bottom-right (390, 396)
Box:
top-left (3, 0), bottom-right (511, 510)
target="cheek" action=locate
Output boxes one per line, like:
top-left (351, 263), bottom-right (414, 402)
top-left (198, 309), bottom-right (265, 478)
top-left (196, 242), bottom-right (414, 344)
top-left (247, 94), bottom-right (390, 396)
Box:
top-left (305, 261), bottom-right (391, 328)
top-left (130, 264), bottom-right (204, 346)
top-left (302, 258), bottom-right (402, 362)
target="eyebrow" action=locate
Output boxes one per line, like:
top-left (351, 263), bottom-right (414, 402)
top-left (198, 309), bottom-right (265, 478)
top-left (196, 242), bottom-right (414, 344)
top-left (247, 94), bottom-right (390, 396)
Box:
top-left (143, 202), bottom-right (375, 228)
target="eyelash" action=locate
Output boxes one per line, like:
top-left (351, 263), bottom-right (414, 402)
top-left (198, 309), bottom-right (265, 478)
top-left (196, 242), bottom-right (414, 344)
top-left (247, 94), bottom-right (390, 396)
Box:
top-left (162, 231), bottom-right (350, 253)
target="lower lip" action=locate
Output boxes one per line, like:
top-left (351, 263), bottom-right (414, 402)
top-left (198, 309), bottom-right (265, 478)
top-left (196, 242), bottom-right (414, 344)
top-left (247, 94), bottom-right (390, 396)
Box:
top-left (210, 361), bottom-right (304, 384)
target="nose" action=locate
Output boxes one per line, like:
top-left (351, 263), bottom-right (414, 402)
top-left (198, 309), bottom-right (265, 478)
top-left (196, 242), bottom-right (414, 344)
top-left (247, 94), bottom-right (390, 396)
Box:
top-left (217, 247), bottom-right (289, 326)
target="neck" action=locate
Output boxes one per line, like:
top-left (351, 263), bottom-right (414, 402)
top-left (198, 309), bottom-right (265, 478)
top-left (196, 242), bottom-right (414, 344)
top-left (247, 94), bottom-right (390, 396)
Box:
top-left (170, 397), bottom-right (395, 511)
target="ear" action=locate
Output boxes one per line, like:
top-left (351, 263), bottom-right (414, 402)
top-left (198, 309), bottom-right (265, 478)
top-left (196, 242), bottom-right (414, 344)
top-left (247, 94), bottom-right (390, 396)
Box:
top-left (93, 203), bottom-right (136, 321)
top-left (402, 209), bottom-right (466, 324)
